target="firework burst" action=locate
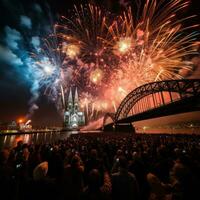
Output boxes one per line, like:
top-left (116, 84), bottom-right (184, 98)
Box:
top-left (55, 4), bottom-right (118, 95)
top-left (102, 0), bottom-right (199, 111)
top-left (56, 4), bottom-right (112, 61)
top-left (31, 0), bottom-right (198, 121)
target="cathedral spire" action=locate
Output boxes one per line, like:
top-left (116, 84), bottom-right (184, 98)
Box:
top-left (74, 87), bottom-right (78, 102)
top-left (67, 87), bottom-right (73, 112)
top-left (68, 87), bottom-right (73, 103)
top-left (63, 87), bottom-right (85, 129)
top-left (74, 87), bottom-right (79, 112)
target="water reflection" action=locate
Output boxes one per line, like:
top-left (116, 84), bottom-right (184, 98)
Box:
top-left (0, 131), bottom-right (73, 149)
top-left (0, 130), bottom-right (102, 149)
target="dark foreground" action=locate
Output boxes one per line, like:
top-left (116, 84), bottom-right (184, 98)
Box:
top-left (1, 132), bottom-right (200, 200)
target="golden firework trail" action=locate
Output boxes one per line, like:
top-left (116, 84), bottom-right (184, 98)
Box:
top-left (35, 0), bottom-right (199, 120)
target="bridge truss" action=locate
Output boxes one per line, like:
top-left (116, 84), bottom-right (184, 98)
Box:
top-left (103, 79), bottom-right (200, 128)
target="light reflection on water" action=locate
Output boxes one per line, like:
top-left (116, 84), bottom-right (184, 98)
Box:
top-left (0, 130), bottom-right (102, 149)
top-left (0, 131), bottom-right (75, 149)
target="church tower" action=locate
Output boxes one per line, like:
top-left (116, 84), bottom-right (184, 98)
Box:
top-left (74, 87), bottom-right (79, 112)
top-left (67, 88), bottom-right (73, 112)
top-left (63, 87), bottom-right (85, 129)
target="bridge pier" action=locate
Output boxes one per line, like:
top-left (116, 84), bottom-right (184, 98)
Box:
top-left (103, 123), bottom-right (135, 133)
top-left (114, 123), bottom-right (135, 133)
top-left (103, 123), bottom-right (114, 132)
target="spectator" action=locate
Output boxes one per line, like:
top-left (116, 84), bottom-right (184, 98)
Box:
top-left (62, 154), bottom-right (84, 200)
top-left (111, 156), bottom-right (139, 200)
top-left (82, 169), bottom-right (111, 200)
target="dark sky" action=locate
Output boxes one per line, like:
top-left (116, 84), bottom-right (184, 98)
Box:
top-left (0, 0), bottom-right (199, 127)
top-left (0, 0), bottom-right (116, 126)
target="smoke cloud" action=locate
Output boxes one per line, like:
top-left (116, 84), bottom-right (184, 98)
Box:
top-left (5, 26), bottom-right (22, 50)
top-left (31, 36), bottom-right (40, 50)
top-left (20, 15), bottom-right (32, 29)
top-left (0, 45), bottom-right (23, 66)
top-left (33, 3), bottom-right (42, 13)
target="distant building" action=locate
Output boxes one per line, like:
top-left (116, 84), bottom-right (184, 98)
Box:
top-left (0, 121), bottom-right (18, 130)
top-left (18, 120), bottom-right (32, 131)
top-left (64, 88), bottom-right (85, 129)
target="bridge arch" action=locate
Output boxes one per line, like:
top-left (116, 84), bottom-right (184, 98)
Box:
top-left (115, 79), bottom-right (200, 122)
top-left (102, 113), bottom-right (115, 129)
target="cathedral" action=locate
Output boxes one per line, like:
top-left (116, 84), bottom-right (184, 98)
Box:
top-left (63, 88), bottom-right (85, 129)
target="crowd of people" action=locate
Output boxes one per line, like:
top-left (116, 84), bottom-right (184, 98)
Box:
top-left (0, 132), bottom-right (200, 200)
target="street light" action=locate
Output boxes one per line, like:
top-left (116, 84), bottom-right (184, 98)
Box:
top-left (190, 124), bottom-right (194, 134)
top-left (18, 119), bottom-right (23, 123)
top-left (143, 126), bottom-right (147, 134)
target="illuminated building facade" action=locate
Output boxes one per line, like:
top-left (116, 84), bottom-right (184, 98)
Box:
top-left (64, 88), bottom-right (85, 129)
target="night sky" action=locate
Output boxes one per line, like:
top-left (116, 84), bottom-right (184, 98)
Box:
top-left (0, 0), bottom-right (200, 127)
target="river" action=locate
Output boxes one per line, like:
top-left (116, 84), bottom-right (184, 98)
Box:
top-left (0, 131), bottom-right (81, 149)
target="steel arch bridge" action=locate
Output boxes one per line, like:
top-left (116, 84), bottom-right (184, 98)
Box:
top-left (103, 79), bottom-right (200, 129)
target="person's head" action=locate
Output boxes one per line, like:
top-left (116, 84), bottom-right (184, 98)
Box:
top-left (33, 161), bottom-right (48, 181)
top-left (71, 154), bottom-right (81, 168)
top-left (132, 151), bottom-right (139, 160)
top-left (118, 156), bottom-right (128, 170)
top-left (116, 149), bottom-right (123, 157)
top-left (170, 162), bottom-right (190, 182)
top-left (90, 149), bottom-right (98, 158)
top-left (17, 140), bottom-right (23, 149)
top-left (88, 169), bottom-right (101, 189)
top-left (22, 147), bottom-right (30, 160)
top-left (53, 145), bottom-right (59, 152)
top-left (0, 149), bottom-right (10, 164)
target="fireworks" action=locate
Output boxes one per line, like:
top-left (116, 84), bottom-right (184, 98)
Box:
top-left (101, 0), bottom-right (198, 112)
top-left (30, 0), bottom-right (198, 121)
top-left (35, 58), bottom-right (56, 76)
top-left (56, 4), bottom-right (112, 62)
top-left (114, 37), bottom-right (132, 54)
top-left (62, 43), bottom-right (80, 59)
top-left (90, 68), bottom-right (103, 84)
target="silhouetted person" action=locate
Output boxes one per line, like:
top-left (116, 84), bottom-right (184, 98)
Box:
top-left (111, 156), bottom-right (139, 200)
top-left (0, 149), bottom-right (15, 200)
top-left (170, 161), bottom-right (199, 200)
top-left (62, 154), bottom-right (84, 200)
top-left (82, 169), bottom-right (111, 200)
top-left (26, 161), bottom-right (57, 200)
